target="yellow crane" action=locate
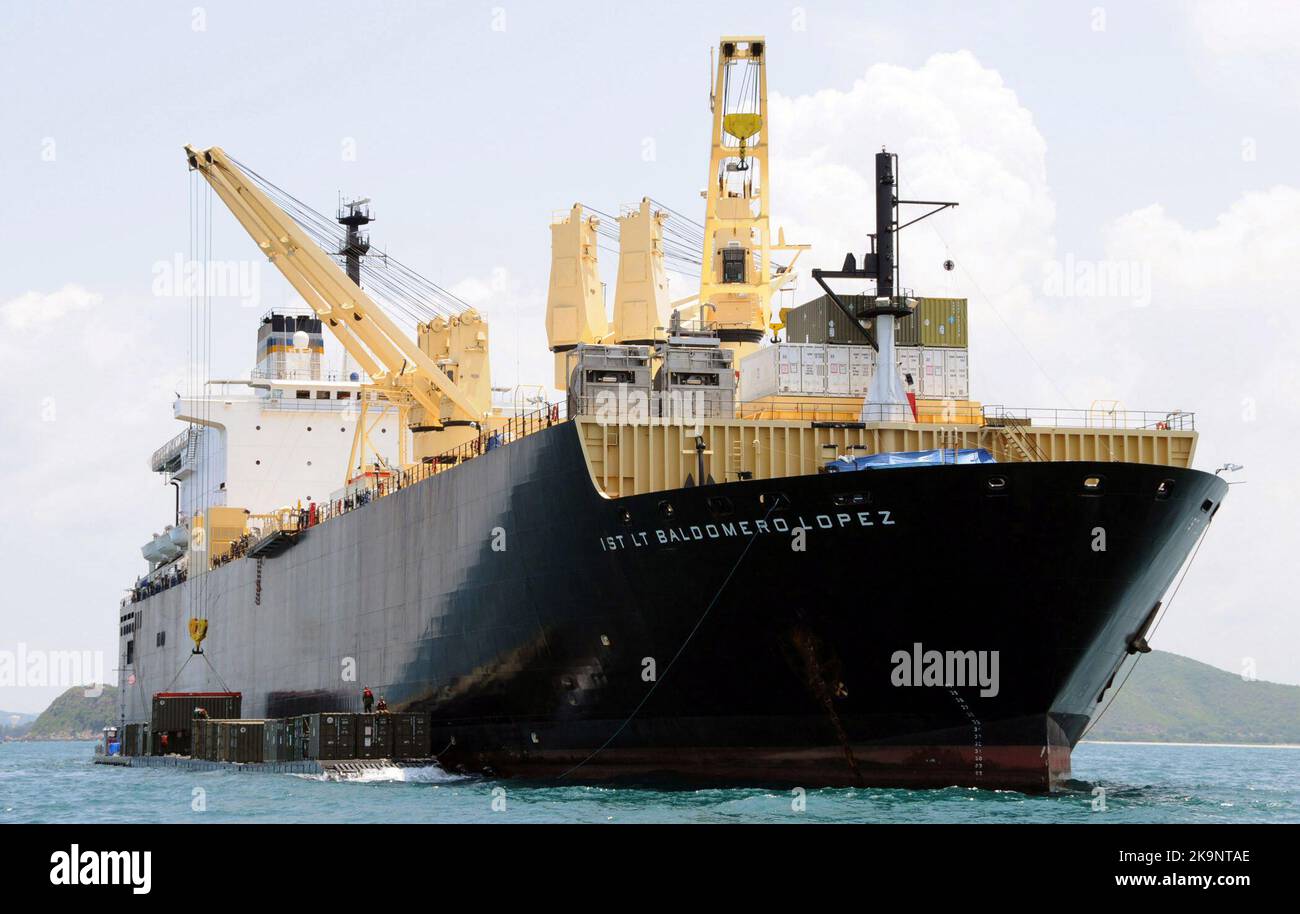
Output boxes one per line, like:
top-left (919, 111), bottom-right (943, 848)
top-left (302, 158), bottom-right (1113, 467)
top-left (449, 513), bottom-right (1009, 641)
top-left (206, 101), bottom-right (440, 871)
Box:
top-left (184, 145), bottom-right (492, 466)
top-left (695, 36), bottom-right (808, 362)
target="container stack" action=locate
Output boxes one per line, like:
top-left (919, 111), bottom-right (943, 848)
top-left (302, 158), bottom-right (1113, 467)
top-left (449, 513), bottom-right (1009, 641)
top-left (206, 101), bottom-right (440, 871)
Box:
top-left (124, 710), bottom-right (438, 764)
top-left (746, 296), bottom-right (971, 404)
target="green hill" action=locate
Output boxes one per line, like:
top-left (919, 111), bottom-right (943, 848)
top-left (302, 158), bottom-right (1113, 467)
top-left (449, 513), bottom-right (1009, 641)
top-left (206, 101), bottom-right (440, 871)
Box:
top-left (1087, 651), bottom-right (1300, 744)
top-left (21, 686), bottom-right (119, 741)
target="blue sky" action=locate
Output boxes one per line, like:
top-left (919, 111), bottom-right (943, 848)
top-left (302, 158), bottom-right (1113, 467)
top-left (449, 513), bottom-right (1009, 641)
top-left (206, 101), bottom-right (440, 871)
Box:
top-left (2, 0), bottom-right (1299, 711)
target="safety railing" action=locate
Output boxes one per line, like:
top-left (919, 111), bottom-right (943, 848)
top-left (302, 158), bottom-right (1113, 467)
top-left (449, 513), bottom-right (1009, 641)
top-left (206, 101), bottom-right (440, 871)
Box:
top-left (302, 400), bottom-right (572, 529)
top-left (567, 395), bottom-right (1195, 430)
top-left (149, 425), bottom-right (200, 472)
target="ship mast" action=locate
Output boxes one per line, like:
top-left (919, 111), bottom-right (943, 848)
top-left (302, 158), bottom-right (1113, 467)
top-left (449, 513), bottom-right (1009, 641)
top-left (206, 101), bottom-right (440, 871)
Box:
top-left (336, 196), bottom-right (374, 386)
top-left (811, 149), bottom-right (959, 420)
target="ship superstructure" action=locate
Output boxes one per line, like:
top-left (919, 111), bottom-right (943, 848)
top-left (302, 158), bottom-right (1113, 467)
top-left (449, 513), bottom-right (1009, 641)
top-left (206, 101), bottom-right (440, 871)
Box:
top-left (116, 36), bottom-right (1224, 792)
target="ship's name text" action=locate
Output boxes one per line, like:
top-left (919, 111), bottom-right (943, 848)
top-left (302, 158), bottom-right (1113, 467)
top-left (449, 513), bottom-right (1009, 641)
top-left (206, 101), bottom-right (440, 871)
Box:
top-left (598, 510), bottom-right (895, 551)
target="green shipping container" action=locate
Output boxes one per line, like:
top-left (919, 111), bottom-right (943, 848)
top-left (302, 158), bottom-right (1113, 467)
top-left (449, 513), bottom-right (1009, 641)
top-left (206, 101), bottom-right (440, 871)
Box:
top-left (917, 298), bottom-right (967, 348)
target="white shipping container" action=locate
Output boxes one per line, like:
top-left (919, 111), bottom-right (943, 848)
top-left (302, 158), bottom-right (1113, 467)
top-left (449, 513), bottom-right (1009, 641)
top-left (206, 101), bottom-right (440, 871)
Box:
top-left (944, 349), bottom-right (969, 400)
top-left (826, 345), bottom-right (852, 396)
top-left (895, 347), bottom-right (921, 393)
top-left (739, 344), bottom-right (805, 400)
top-left (800, 345), bottom-right (827, 395)
top-left (920, 348), bottom-right (947, 399)
top-left (849, 346), bottom-right (876, 395)
top-left (778, 345), bottom-right (803, 394)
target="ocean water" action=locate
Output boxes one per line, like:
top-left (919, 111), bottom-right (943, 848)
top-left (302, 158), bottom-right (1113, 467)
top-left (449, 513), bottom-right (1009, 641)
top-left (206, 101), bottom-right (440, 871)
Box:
top-left (1, 740), bottom-right (1295, 824)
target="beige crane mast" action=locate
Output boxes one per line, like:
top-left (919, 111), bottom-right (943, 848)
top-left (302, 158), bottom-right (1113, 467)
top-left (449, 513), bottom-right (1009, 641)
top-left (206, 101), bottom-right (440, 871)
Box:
top-left (545, 203), bottom-right (609, 390)
top-left (184, 145), bottom-right (493, 467)
top-left (611, 198), bottom-right (670, 344)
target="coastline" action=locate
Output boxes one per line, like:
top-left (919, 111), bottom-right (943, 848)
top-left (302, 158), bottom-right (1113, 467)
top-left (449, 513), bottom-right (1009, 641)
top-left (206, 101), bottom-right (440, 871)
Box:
top-left (1083, 739), bottom-right (1300, 750)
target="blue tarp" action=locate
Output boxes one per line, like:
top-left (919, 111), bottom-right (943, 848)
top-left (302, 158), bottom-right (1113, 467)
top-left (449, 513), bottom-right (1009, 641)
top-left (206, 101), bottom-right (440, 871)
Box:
top-left (825, 447), bottom-right (997, 472)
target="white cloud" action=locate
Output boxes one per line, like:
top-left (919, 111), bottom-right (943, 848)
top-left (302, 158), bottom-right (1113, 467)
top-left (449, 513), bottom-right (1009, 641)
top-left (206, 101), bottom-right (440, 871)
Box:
top-left (1105, 186), bottom-right (1300, 300)
top-left (1, 284), bottom-right (102, 329)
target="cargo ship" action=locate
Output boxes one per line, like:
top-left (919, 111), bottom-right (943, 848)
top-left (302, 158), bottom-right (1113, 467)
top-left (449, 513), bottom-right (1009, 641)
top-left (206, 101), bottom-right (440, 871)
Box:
top-left (116, 36), bottom-right (1225, 792)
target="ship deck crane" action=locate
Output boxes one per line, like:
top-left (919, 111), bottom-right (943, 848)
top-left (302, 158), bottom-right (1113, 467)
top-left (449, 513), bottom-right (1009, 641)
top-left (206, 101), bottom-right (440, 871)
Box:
top-left (693, 36), bottom-right (809, 362)
top-left (184, 145), bottom-right (490, 466)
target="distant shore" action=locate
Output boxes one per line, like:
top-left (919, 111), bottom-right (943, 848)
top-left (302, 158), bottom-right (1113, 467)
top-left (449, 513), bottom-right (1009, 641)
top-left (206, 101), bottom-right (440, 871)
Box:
top-left (1084, 739), bottom-right (1300, 749)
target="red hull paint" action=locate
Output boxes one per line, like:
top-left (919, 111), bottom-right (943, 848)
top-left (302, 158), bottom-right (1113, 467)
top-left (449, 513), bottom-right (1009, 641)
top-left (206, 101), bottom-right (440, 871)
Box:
top-left (446, 743), bottom-right (1074, 793)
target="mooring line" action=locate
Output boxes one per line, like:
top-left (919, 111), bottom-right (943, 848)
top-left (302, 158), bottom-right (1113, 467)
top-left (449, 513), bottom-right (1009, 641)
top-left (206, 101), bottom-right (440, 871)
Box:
top-left (557, 502), bottom-right (779, 780)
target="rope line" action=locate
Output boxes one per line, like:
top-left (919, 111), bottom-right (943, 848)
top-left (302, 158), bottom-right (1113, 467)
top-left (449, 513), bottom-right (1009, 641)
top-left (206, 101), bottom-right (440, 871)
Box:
top-left (557, 501), bottom-right (778, 779)
top-left (1079, 521), bottom-right (1213, 743)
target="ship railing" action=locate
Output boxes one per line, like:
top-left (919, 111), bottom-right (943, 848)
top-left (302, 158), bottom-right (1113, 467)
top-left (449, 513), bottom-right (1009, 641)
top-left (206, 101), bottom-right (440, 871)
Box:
top-left (306, 400), bottom-right (573, 527)
top-left (566, 397), bottom-right (1195, 430)
top-left (980, 405), bottom-right (1195, 431)
top-left (149, 425), bottom-right (201, 472)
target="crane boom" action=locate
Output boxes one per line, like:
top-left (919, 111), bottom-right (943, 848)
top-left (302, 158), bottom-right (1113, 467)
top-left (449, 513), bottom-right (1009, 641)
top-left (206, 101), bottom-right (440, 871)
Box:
top-left (184, 145), bottom-right (485, 425)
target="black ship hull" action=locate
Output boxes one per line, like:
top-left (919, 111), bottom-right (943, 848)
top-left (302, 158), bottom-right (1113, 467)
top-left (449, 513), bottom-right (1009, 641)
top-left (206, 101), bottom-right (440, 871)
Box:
top-left (119, 422), bottom-right (1225, 792)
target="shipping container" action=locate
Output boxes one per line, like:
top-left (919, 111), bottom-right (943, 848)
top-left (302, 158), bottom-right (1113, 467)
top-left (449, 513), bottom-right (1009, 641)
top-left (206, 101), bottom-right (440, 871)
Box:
top-left (895, 347), bottom-right (921, 392)
top-left (783, 294), bottom-right (874, 345)
top-left (151, 692), bottom-right (241, 733)
top-left (848, 346), bottom-right (876, 396)
top-left (738, 344), bottom-right (802, 399)
top-left (917, 297), bottom-right (968, 348)
top-left (215, 720), bottom-right (264, 764)
top-left (302, 713), bottom-right (356, 760)
top-left (920, 348), bottom-right (947, 399)
top-left (799, 345), bottom-right (827, 395)
top-left (290, 715), bottom-right (308, 760)
top-left (354, 713), bottom-right (394, 759)
top-left (262, 718), bottom-right (295, 762)
top-left (391, 713), bottom-right (433, 759)
top-left (825, 346), bottom-right (851, 395)
top-left (944, 349), bottom-right (970, 400)
top-left (796, 293), bottom-right (961, 348)
top-left (890, 306), bottom-right (921, 348)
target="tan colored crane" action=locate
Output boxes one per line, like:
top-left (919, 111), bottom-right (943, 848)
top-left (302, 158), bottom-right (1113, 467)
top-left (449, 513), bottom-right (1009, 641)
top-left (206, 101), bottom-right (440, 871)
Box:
top-left (697, 36), bottom-right (808, 362)
top-left (184, 145), bottom-right (490, 463)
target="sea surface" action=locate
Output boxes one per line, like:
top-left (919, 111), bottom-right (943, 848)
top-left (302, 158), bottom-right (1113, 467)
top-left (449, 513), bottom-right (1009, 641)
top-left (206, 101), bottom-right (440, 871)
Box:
top-left (1, 740), bottom-right (1295, 824)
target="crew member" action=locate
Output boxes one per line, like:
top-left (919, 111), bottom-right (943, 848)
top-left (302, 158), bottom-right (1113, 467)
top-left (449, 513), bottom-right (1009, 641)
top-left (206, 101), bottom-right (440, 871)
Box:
top-left (362, 686), bottom-right (374, 713)
top-left (375, 695), bottom-right (389, 714)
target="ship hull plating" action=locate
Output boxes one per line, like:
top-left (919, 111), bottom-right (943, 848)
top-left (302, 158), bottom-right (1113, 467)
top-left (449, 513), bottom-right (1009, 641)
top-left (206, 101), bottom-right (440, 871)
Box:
top-left (118, 423), bottom-right (1225, 792)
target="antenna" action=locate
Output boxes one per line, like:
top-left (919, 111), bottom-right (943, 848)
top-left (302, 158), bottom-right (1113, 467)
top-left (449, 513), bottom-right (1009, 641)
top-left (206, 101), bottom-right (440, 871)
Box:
top-left (337, 196), bottom-right (375, 289)
top-left (810, 149), bottom-right (960, 350)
